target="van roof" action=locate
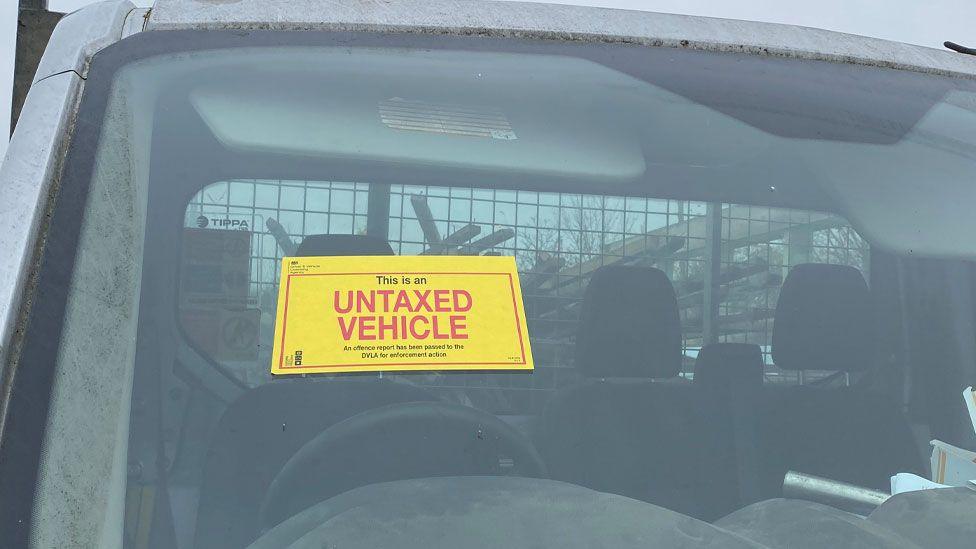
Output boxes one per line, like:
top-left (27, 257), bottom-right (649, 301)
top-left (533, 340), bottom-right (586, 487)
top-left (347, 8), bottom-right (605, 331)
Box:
top-left (146, 0), bottom-right (976, 80)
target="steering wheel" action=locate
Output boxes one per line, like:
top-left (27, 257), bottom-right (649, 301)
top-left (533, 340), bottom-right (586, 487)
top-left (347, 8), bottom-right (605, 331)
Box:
top-left (258, 401), bottom-right (548, 531)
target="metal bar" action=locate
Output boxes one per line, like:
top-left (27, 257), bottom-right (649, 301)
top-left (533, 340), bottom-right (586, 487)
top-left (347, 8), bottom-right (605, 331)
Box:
top-left (266, 218), bottom-right (298, 256)
top-left (522, 255), bottom-right (565, 290)
top-left (787, 224), bottom-right (813, 265)
top-left (419, 224), bottom-right (481, 255)
top-left (782, 470), bottom-right (889, 516)
top-left (682, 307), bottom-right (775, 327)
top-left (440, 224), bottom-right (481, 248)
top-left (365, 183), bottom-right (391, 239)
top-left (409, 195), bottom-right (442, 249)
top-left (524, 236), bottom-right (688, 319)
top-left (536, 234), bottom-right (684, 293)
top-left (459, 228), bottom-right (515, 255)
top-left (895, 257), bottom-right (914, 413)
top-left (702, 203), bottom-right (723, 344)
top-left (677, 261), bottom-right (770, 295)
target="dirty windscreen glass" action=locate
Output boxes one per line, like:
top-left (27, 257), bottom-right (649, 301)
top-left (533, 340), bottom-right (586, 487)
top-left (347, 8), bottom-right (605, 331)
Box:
top-left (31, 36), bottom-right (976, 549)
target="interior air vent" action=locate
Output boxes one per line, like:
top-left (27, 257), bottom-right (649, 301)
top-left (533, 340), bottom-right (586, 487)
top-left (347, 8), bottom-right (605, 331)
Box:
top-left (379, 97), bottom-right (517, 140)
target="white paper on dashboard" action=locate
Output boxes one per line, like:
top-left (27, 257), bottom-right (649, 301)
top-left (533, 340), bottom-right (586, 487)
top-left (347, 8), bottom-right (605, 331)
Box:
top-left (930, 439), bottom-right (976, 486)
top-left (890, 472), bottom-right (947, 495)
top-left (964, 386), bottom-right (976, 436)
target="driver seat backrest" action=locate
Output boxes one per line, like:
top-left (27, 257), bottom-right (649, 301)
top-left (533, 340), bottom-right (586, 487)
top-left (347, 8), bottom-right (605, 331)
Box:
top-left (760, 263), bottom-right (925, 496)
top-left (540, 266), bottom-right (702, 517)
top-left (194, 235), bottom-right (438, 549)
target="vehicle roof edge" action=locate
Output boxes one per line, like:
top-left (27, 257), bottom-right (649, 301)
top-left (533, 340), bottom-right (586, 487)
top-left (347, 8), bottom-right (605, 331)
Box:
top-left (145, 0), bottom-right (976, 80)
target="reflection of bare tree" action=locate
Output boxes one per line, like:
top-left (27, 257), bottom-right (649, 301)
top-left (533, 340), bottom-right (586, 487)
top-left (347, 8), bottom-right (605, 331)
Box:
top-left (727, 224), bottom-right (867, 274)
top-left (811, 227), bottom-right (869, 270)
top-left (516, 195), bottom-right (637, 271)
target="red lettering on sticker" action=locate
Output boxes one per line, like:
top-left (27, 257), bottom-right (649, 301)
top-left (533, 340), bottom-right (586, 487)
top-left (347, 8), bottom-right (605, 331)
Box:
top-left (356, 290), bottom-right (375, 313)
top-left (432, 315), bottom-right (450, 339)
top-left (376, 290), bottom-right (394, 311)
top-left (409, 316), bottom-right (429, 338)
top-left (337, 317), bottom-right (356, 340)
top-left (433, 290), bottom-right (450, 312)
top-left (334, 289), bottom-right (475, 342)
top-left (393, 291), bottom-right (412, 312)
top-left (413, 290), bottom-right (432, 312)
top-left (450, 315), bottom-right (469, 339)
top-left (334, 291), bottom-right (353, 314)
top-left (377, 315), bottom-right (397, 339)
top-left (453, 290), bottom-right (472, 312)
top-left (358, 316), bottom-right (376, 340)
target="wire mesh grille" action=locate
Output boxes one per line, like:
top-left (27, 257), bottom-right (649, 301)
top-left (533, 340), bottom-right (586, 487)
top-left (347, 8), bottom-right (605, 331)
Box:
top-left (184, 180), bottom-right (869, 410)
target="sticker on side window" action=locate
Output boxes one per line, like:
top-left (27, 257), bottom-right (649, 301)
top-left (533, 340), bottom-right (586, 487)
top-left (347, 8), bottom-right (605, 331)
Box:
top-left (270, 255), bottom-right (533, 375)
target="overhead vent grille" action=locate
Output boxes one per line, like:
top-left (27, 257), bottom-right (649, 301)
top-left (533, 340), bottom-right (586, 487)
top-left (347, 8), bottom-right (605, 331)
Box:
top-left (379, 97), bottom-right (517, 140)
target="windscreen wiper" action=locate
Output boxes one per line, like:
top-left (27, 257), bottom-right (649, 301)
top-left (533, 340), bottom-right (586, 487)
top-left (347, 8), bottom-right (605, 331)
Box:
top-left (944, 41), bottom-right (976, 56)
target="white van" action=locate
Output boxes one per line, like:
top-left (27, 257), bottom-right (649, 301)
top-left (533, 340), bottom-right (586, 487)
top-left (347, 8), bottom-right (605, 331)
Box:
top-left (1, 1), bottom-right (975, 547)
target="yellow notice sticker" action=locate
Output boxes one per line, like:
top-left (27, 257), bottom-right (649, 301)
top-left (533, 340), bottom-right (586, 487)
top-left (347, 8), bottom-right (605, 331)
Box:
top-left (270, 255), bottom-right (533, 375)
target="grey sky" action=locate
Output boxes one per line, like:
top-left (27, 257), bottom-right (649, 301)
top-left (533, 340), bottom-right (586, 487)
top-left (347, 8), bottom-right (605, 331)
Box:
top-left (2, 0), bottom-right (975, 161)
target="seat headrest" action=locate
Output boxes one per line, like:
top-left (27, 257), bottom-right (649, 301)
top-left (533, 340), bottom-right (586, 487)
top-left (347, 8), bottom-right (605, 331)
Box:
top-left (771, 263), bottom-right (873, 372)
top-left (693, 343), bottom-right (764, 388)
top-left (576, 266), bottom-right (682, 379)
top-left (296, 234), bottom-right (394, 257)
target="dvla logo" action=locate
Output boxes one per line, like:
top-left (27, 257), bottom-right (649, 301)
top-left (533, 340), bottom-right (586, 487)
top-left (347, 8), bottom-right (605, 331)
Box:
top-left (195, 215), bottom-right (250, 231)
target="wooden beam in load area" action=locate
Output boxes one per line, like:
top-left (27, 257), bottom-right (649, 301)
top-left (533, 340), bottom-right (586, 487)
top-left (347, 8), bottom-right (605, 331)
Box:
top-left (536, 234), bottom-right (685, 293)
top-left (521, 254), bottom-right (566, 290)
top-left (526, 204), bottom-right (841, 299)
top-left (615, 237), bottom-right (686, 268)
top-left (530, 259), bottom-right (780, 342)
top-left (439, 225), bottom-right (482, 254)
top-left (682, 307), bottom-right (775, 330)
top-left (526, 236), bottom-right (687, 320)
top-left (408, 194), bottom-right (515, 255)
top-left (420, 224), bottom-right (482, 255)
top-left (677, 261), bottom-right (771, 295)
top-left (266, 218), bottom-right (298, 256)
top-left (409, 194), bottom-right (442, 248)
top-left (459, 229), bottom-right (516, 255)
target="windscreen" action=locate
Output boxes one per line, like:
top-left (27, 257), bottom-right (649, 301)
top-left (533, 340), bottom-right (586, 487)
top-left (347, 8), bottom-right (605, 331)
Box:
top-left (19, 34), bottom-right (976, 549)
top-left (180, 180), bottom-right (867, 393)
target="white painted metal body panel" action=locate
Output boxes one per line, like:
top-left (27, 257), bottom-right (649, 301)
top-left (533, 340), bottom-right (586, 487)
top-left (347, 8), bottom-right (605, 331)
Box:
top-left (148, 0), bottom-right (976, 79)
top-left (33, 0), bottom-right (134, 83)
top-left (0, 1), bottom-right (132, 369)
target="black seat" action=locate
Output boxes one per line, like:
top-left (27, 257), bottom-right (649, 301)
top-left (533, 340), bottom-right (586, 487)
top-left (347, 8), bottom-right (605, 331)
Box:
top-left (867, 486), bottom-right (976, 549)
top-left (694, 343), bottom-right (764, 389)
top-left (760, 263), bottom-right (925, 495)
top-left (539, 266), bottom-right (703, 516)
top-left (296, 233), bottom-right (394, 256)
top-left (693, 343), bottom-right (765, 519)
top-left (194, 235), bottom-right (434, 549)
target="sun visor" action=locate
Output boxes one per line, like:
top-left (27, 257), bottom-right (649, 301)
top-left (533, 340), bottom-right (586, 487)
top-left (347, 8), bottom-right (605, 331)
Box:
top-left (811, 90), bottom-right (976, 260)
top-left (188, 49), bottom-right (647, 181)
